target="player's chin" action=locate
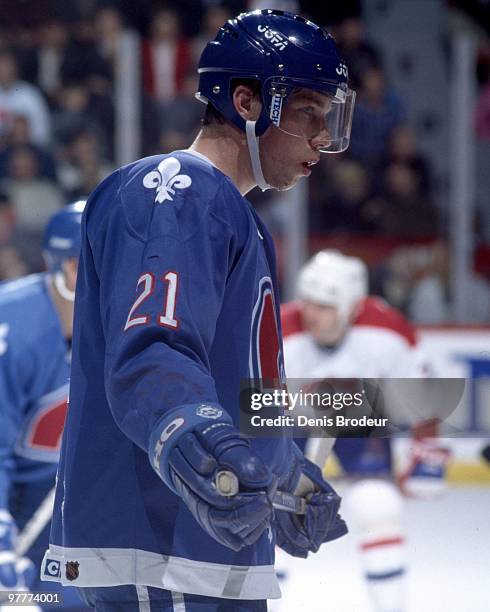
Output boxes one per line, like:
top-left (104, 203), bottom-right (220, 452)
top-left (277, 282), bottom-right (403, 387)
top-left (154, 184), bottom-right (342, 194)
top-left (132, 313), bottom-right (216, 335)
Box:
top-left (271, 173), bottom-right (303, 191)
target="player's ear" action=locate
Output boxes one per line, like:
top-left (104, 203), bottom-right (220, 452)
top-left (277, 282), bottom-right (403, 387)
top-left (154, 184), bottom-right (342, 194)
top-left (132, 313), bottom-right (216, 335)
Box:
top-left (232, 85), bottom-right (262, 122)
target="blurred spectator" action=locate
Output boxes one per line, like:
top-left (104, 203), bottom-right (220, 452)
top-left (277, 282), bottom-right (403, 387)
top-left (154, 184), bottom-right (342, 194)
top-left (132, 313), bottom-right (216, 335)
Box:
top-left (57, 128), bottom-right (113, 199)
top-left (475, 65), bottom-right (490, 242)
top-left (380, 125), bottom-right (432, 196)
top-left (36, 19), bottom-right (69, 99)
top-left (309, 157), bottom-right (373, 232)
top-left (333, 16), bottom-right (381, 89)
top-left (0, 144), bottom-right (62, 236)
top-left (93, 7), bottom-right (125, 73)
top-left (0, 1), bottom-right (51, 32)
top-left (0, 49), bottom-right (51, 145)
top-left (376, 243), bottom-right (490, 324)
top-left (0, 114), bottom-right (57, 180)
top-left (360, 160), bottom-right (438, 237)
top-left (158, 71), bottom-right (202, 147)
top-left (142, 8), bottom-right (191, 103)
top-left (475, 75), bottom-right (490, 140)
top-left (251, 0), bottom-right (299, 12)
top-left (299, 0), bottom-right (361, 27)
top-left (349, 64), bottom-right (407, 167)
top-left (191, 5), bottom-right (233, 65)
top-left (0, 191), bottom-right (29, 280)
top-left (61, 16), bottom-right (112, 95)
top-left (52, 80), bottom-right (113, 159)
top-left (159, 130), bottom-right (191, 155)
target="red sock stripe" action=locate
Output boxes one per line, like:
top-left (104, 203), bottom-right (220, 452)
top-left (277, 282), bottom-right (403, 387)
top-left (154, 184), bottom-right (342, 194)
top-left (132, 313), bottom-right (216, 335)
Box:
top-left (361, 536), bottom-right (405, 551)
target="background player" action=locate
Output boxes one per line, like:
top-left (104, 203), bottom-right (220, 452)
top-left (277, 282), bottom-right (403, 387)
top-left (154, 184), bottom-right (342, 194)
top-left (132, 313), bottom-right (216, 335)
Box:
top-left (42, 11), bottom-right (354, 612)
top-left (0, 202), bottom-right (88, 611)
top-left (281, 249), bottom-right (450, 612)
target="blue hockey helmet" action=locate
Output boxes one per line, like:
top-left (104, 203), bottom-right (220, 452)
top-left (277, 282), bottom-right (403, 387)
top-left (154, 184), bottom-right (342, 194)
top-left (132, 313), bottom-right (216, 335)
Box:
top-left (197, 9), bottom-right (355, 153)
top-left (43, 200), bottom-right (86, 274)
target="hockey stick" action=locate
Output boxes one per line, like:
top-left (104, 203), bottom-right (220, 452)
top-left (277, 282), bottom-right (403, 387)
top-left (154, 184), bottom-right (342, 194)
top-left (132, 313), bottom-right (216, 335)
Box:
top-left (15, 487), bottom-right (56, 558)
top-left (215, 470), bottom-right (307, 514)
top-left (0, 491), bottom-right (54, 611)
top-left (304, 436), bottom-right (337, 474)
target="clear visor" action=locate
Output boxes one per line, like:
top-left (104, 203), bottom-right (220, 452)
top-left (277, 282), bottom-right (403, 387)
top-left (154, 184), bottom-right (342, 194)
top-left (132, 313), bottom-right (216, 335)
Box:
top-left (268, 85), bottom-right (356, 153)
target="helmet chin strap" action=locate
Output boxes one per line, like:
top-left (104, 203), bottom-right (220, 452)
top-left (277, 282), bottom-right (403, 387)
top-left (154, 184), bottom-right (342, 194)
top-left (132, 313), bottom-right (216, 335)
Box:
top-left (54, 271), bottom-right (75, 302)
top-left (245, 120), bottom-right (271, 192)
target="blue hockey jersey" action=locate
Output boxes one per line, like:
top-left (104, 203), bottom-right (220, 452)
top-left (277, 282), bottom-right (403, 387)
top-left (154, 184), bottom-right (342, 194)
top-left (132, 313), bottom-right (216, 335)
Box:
top-left (0, 274), bottom-right (70, 509)
top-left (43, 151), bottom-right (294, 599)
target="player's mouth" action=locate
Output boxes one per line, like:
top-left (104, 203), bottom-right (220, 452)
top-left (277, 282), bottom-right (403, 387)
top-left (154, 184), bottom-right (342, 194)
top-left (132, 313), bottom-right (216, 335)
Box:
top-left (301, 159), bottom-right (318, 176)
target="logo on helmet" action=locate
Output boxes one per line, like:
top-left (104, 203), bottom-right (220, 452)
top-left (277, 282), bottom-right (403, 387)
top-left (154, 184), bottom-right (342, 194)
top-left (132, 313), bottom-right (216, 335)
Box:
top-left (336, 63), bottom-right (348, 77)
top-left (257, 25), bottom-right (288, 51)
top-left (270, 94), bottom-right (283, 126)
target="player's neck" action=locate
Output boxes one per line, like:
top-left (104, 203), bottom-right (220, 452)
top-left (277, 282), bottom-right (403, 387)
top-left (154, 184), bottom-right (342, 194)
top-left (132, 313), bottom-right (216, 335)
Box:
top-left (189, 128), bottom-right (256, 195)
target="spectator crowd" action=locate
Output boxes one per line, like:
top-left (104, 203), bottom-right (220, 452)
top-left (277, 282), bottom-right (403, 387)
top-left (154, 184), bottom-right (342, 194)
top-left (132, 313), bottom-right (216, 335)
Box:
top-left (0, 0), bottom-right (488, 322)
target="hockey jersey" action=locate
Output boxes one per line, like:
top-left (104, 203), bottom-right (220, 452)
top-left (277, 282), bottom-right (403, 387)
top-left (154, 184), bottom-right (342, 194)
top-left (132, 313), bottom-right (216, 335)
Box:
top-left (0, 274), bottom-right (69, 508)
top-left (282, 298), bottom-right (429, 475)
top-left (282, 297), bottom-right (427, 378)
top-left (43, 151), bottom-right (292, 599)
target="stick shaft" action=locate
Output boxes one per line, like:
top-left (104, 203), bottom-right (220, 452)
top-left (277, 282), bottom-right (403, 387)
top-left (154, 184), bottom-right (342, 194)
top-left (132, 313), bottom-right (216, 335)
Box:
top-left (15, 487), bottom-right (56, 557)
top-left (215, 470), bottom-right (306, 514)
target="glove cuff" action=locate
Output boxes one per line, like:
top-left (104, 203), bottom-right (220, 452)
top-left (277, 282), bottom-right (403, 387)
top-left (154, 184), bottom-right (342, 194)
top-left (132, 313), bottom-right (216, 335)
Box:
top-left (149, 403), bottom-right (232, 490)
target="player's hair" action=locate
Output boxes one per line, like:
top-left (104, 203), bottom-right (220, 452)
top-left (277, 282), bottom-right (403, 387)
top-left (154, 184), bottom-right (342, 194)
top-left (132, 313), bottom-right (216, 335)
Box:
top-left (202, 78), bottom-right (261, 127)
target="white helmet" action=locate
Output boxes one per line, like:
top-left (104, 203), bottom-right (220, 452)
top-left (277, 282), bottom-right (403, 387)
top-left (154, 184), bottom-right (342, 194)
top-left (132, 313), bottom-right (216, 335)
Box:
top-left (297, 250), bottom-right (368, 325)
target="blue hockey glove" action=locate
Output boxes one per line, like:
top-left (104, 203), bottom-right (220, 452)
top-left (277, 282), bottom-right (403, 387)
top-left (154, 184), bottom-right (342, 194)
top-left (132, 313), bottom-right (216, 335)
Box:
top-left (150, 403), bottom-right (277, 551)
top-left (273, 448), bottom-right (347, 558)
top-left (0, 511), bottom-right (36, 590)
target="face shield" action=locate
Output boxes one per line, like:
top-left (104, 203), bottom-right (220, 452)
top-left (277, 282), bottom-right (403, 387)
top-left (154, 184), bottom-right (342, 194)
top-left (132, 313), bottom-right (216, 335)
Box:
top-left (265, 78), bottom-right (356, 153)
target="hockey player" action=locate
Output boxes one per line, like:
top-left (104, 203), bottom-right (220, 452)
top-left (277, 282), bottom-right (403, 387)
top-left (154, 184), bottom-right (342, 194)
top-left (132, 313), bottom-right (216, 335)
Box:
top-left (41, 10), bottom-right (356, 612)
top-left (0, 202), bottom-right (88, 610)
top-left (282, 250), bottom-right (450, 612)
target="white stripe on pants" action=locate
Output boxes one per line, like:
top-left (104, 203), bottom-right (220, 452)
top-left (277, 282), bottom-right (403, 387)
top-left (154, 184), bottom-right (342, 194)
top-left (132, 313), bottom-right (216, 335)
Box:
top-left (171, 591), bottom-right (186, 611)
top-left (136, 585), bottom-right (151, 612)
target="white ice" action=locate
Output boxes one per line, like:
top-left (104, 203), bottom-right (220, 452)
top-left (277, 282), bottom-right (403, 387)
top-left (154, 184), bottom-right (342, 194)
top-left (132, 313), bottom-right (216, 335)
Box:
top-left (272, 486), bottom-right (490, 612)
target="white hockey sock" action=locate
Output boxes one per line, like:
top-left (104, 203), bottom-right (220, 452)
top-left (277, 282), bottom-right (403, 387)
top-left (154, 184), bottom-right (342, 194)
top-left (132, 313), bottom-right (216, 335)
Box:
top-left (345, 479), bottom-right (407, 612)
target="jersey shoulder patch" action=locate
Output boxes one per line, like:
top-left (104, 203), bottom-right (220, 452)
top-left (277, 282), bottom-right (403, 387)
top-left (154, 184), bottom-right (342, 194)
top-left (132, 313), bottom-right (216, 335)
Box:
top-left (127, 151), bottom-right (223, 206)
top-left (354, 296), bottom-right (417, 346)
top-left (119, 152), bottom-right (239, 243)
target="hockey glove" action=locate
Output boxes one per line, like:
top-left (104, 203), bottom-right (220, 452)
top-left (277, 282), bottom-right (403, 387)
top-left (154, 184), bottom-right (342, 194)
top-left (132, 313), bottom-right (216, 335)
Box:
top-left (150, 403), bottom-right (277, 551)
top-left (0, 511), bottom-right (36, 591)
top-left (274, 447), bottom-right (347, 558)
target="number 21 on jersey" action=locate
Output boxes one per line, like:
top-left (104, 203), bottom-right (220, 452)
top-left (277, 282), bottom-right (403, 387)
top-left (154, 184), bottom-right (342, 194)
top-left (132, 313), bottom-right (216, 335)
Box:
top-left (124, 271), bottom-right (179, 331)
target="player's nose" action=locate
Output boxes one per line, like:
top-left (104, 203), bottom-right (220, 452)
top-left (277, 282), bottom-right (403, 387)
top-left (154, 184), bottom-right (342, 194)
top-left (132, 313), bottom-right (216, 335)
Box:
top-left (309, 127), bottom-right (331, 151)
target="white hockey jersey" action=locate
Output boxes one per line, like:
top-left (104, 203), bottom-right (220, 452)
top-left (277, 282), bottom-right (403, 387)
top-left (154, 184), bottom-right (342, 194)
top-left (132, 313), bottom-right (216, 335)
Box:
top-left (282, 297), bottom-right (428, 379)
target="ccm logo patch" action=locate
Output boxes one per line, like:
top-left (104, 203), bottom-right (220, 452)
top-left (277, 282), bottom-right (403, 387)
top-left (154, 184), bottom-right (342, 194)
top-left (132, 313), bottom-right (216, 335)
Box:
top-left (196, 405), bottom-right (222, 419)
top-left (44, 559), bottom-right (61, 578)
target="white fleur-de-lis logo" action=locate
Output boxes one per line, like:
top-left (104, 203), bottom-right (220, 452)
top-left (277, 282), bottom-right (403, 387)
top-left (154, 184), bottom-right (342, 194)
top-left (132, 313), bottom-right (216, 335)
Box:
top-left (143, 157), bottom-right (192, 203)
top-left (0, 323), bottom-right (10, 355)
